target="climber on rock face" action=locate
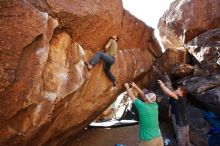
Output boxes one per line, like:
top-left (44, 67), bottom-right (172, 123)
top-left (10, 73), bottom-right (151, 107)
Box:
top-left (85, 35), bottom-right (118, 87)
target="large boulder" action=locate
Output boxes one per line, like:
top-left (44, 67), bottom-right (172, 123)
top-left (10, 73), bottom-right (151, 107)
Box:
top-left (158, 0), bottom-right (220, 73)
top-left (172, 63), bottom-right (194, 78)
top-left (158, 0), bottom-right (220, 49)
top-left (0, 0), bottom-right (58, 93)
top-left (179, 74), bottom-right (220, 116)
top-left (157, 48), bottom-right (189, 75)
top-left (188, 106), bottom-right (210, 146)
top-left (186, 29), bottom-right (220, 73)
top-left (157, 0), bottom-right (220, 101)
top-left (0, 0), bottom-right (161, 146)
top-left (28, 0), bottom-right (161, 53)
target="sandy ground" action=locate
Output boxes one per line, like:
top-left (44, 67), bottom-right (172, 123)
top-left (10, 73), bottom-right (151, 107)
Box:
top-left (71, 125), bottom-right (140, 146)
top-left (69, 122), bottom-right (176, 146)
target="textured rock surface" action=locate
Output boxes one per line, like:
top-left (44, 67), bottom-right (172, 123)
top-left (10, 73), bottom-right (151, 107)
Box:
top-left (0, 0), bottom-right (161, 146)
top-left (172, 63), bottom-right (194, 78)
top-left (158, 0), bottom-right (220, 74)
top-left (188, 106), bottom-right (210, 146)
top-left (186, 29), bottom-right (220, 72)
top-left (0, 0), bottom-right (57, 92)
top-left (158, 0), bottom-right (220, 49)
top-left (178, 74), bottom-right (220, 117)
top-left (157, 0), bottom-right (220, 77)
top-left (158, 0), bottom-right (220, 121)
top-left (157, 48), bottom-right (189, 75)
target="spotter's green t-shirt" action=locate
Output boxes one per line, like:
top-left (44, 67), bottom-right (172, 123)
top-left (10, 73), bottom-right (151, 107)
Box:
top-left (134, 98), bottom-right (161, 141)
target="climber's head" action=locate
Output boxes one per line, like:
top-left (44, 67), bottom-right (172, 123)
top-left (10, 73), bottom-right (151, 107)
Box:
top-left (111, 35), bottom-right (118, 41)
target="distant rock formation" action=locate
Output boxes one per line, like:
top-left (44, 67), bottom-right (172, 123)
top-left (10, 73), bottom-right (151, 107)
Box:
top-left (158, 0), bottom-right (220, 74)
top-left (158, 0), bottom-right (220, 49)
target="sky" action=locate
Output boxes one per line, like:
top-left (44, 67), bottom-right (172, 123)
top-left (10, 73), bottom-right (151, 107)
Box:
top-left (122, 0), bottom-right (175, 28)
top-left (122, 0), bottom-right (175, 51)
